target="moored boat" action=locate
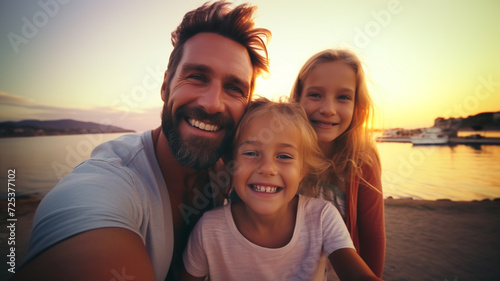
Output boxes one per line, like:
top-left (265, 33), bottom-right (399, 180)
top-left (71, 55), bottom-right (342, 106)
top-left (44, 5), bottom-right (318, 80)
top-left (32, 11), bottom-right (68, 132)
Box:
top-left (411, 127), bottom-right (449, 145)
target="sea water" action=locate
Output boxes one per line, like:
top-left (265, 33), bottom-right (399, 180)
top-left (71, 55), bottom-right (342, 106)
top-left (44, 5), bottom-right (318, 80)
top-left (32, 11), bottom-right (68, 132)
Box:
top-left (1, 132), bottom-right (499, 201)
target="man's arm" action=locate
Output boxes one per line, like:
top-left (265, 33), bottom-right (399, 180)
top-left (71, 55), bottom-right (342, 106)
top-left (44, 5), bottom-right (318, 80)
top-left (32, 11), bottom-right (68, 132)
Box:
top-left (11, 227), bottom-right (156, 281)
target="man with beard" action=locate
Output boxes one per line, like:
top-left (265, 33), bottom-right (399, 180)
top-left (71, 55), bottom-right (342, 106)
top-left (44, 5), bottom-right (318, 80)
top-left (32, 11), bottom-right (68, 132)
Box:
top-left (12, 2), bottom-right (270, 281)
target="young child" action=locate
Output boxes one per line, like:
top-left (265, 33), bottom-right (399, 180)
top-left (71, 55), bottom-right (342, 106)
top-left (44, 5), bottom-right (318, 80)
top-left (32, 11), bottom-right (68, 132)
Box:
top-left (290, 49), bottom-right (385, 277)
top-left (181, 99), bottom-right (382, 281)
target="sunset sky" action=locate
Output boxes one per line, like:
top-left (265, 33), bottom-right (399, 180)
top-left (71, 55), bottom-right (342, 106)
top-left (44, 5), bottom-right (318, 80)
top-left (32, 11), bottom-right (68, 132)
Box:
top-left (1, 0), bottom-right (499, 132)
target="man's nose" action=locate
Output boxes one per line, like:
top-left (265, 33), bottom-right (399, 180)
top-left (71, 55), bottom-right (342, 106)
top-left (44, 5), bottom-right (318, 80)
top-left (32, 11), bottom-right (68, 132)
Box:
top-left (198, 82), bottom-right (224, 114)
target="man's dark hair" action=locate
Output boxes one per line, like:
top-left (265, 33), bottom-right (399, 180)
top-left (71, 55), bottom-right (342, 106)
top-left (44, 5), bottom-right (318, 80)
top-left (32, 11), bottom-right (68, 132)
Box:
top-left (161, 1), bottom-right (271, 100)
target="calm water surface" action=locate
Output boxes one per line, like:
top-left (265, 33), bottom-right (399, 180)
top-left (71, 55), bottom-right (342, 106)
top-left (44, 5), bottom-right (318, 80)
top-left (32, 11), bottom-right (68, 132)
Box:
top-left (0, 133), bottom-right (128, 199)
top-left (1, 132), bottom-right (499, 201)
top-left (378, 142), bottom-right (500, 200)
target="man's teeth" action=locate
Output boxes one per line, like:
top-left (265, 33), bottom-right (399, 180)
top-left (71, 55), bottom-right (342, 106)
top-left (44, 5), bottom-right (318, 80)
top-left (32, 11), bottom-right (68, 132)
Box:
top-left (188, 118), bottom-right (220, 132)
top-left (252, 185), bottom-right (279, 193)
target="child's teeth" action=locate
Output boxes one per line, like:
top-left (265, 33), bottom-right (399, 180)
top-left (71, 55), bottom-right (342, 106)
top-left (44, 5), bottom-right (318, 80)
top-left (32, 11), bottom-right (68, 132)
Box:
top-left (253, 185), bottom-right (278, 193)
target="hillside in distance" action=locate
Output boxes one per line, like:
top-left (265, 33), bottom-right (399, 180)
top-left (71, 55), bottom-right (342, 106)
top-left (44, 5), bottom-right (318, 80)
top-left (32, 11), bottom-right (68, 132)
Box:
top-left (457, 111), bottom-right (500, 131)
top-left (0, 119), bottom-right (135, 137)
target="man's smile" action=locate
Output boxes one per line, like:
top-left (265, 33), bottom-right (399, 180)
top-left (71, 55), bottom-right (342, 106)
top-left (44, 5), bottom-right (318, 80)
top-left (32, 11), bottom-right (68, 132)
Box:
top-left (187, 118), bottom-right (221, 132)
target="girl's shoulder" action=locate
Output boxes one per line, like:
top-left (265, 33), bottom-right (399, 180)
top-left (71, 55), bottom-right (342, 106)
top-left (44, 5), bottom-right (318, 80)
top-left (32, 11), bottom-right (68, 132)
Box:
top-left (299, 195), bottom-right (337, 215)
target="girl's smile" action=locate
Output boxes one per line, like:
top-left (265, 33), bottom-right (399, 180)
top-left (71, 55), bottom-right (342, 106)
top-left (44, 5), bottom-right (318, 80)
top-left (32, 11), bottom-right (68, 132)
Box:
top-left (232, 112), bottom-right (304, 216)
top-left (299, 61), bottom-right (356, 150)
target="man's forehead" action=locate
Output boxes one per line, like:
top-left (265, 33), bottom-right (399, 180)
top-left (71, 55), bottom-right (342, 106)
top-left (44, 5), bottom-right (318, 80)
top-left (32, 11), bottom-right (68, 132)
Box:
top-left (179, 33), bottom-right (253, 78)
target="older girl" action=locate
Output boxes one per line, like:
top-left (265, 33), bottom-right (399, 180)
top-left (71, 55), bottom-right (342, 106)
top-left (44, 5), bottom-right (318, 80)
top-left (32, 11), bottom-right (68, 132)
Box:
top-left (291, 49), bottom-right (385, 277)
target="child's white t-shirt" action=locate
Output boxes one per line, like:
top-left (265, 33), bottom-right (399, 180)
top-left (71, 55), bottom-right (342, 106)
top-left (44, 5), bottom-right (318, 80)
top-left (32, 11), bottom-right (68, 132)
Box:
top-left (183, 195), bottom-right (354, 281)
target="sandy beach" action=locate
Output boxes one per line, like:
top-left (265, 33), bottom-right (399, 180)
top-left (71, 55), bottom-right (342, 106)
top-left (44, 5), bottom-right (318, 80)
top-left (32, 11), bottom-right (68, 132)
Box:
top-left (1, 197), bottom-right (499, 281)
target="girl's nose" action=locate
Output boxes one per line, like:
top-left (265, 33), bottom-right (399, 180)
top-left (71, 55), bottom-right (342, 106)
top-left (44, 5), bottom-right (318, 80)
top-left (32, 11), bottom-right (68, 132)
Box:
top-left (257, 156), bottom-right (278, 176)
top-left (319, 100), bottom-right (336, 116)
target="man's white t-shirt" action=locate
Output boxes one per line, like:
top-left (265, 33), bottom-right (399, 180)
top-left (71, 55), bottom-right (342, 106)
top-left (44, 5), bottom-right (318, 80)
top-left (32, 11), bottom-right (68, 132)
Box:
top-left (183, 195), bottom-right (355, 281)
top-left (24, 131), bottom-right (173, 281)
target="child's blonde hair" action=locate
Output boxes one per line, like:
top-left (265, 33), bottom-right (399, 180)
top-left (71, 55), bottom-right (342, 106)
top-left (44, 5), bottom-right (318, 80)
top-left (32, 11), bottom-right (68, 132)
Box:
top-left (290, 49), bottom-right (380, 192)
top-left (231, 98), bottom-right (331, 195)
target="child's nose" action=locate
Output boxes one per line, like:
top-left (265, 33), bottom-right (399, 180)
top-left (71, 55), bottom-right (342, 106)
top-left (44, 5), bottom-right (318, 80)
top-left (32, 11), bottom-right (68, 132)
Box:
top-left (319, 100), bottom-right (336, 116)
top-left (258, 157), bottom-right (278, 176)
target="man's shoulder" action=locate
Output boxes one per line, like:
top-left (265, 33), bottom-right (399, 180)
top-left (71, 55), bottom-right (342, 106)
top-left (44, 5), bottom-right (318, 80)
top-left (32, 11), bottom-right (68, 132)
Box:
top-left (89, 131), bottom-right (150, 164)
top-left (52, 130), bottom-right (157, 198)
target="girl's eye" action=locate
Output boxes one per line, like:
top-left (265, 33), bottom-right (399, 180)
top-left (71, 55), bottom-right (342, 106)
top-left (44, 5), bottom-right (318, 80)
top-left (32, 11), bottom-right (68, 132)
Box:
top-left (338, 94), bottom-right (353, 101)
top-left (277, 154), bottom-right (293, 160)
top-left (307, 92), bottom-right (321, 98)
top-left (242, 151), bottom-right (258, 156)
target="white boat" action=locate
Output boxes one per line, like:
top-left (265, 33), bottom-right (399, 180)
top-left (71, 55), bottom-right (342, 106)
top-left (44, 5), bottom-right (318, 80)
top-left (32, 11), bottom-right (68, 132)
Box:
top-left (411, 127), bottom-right (449, 145)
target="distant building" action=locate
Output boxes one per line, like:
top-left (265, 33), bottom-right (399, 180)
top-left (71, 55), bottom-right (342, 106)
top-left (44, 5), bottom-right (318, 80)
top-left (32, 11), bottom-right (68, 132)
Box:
top-left (433, 117), bottom-right (461, 137)
top-left (494, 112), bottom-right (500, 122)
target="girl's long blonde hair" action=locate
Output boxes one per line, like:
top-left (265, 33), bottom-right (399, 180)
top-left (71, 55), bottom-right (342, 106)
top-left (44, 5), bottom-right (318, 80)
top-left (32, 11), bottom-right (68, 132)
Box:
top-left (290, 49), bottom-right (380, 193)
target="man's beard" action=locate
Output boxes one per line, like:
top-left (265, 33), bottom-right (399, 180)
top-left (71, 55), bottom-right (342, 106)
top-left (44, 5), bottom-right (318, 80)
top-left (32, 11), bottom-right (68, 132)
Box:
top-left (161, 103), bottom-right (235, 169)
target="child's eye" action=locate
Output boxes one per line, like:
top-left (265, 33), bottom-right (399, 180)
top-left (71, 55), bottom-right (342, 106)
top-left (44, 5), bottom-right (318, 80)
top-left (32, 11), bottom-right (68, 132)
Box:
top-left (307, 92), bottom-right (321, 98)
top-left (242, 151), bottom-right (258, 156)
top-left (277, 154), bottom-right (293, 160)
top-left (338, 94), bottom-right (353, 101)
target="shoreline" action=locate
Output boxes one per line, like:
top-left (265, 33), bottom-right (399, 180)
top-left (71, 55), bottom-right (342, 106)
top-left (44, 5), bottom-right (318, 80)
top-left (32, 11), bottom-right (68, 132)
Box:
top-left (1, 197), bottom-right (500, 281)
top-left (376, 136), bottom-right (500, 145)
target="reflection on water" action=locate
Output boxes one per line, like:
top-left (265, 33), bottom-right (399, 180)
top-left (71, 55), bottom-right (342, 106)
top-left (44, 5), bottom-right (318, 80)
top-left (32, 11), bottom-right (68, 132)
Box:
top-left (457, 130), bottom-right (500, 138)
top-left (378, 142), bottom-right (500, 201)
top-left (0, 133), bottom-right (127, 198)
top-left (1, 132), bottom-right (499, 201)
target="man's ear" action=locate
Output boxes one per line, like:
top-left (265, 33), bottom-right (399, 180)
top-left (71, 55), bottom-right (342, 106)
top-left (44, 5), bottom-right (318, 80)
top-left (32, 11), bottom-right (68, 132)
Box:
top-left (160, 71), bottom-right (168, 102)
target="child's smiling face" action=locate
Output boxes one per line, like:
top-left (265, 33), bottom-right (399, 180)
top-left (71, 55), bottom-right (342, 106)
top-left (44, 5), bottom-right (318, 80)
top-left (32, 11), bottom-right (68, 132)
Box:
top-left (232, 112), bottom-right (304, 216)
top-left (299, 61), bottom-right (356, 145)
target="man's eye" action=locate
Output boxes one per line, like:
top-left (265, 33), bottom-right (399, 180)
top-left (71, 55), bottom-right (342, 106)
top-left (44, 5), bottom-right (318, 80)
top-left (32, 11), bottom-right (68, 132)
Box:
top-left (227, 86), bottom-right (245, 97)
top-left (187, 74), bottom-right (205, 81)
